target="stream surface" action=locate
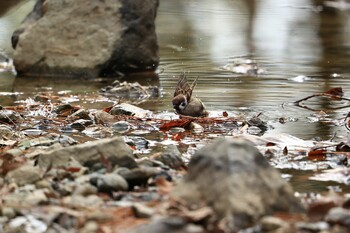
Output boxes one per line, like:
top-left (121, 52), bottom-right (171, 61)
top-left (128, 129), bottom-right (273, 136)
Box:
top-left (1, 0), bottom-right (350, 193)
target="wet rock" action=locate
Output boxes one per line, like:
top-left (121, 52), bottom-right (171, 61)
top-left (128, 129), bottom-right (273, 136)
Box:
top-left (125, 136), bottom-right (150, 151)
top-left (68, 108), bottom-right (91, 120)
top-left (69, 119), bottom-right (93, 130)
top-left (13, 0), bottom-right (159, 77)
top-left (153, 145), bottom-right (184, 169)
top-left (90, 174), bottom-right (128, 193)
top-left (116, 166), bottom-right (160, 188)
top-left (37, 136), bottom-right (137, 169)
top-left (92, 110), bottom-right (116, 125)
top-left (172, 138), bottom-right (304, 230)
top-left (0, 110), bottom-right (22, 124)
top-left (100, 81), bottom-right (160, 99)
top-left (222, 58), bottom-right (265, 75)
top-left (325, 207), bottom-right (350, 228)
top-left (111, 121), bottom-right (133, 133)
top-left (5, 165), bottom-right (42, 186)
top-left (109, 103), bottom-right (152, 118)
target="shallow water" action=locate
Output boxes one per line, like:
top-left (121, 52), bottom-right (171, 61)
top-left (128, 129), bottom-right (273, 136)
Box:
top-left (1, 0), bottom-right (350, 193)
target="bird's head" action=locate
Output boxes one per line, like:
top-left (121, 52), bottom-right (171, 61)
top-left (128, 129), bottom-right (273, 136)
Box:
top-left (172, 94), bottom-right (188, 111)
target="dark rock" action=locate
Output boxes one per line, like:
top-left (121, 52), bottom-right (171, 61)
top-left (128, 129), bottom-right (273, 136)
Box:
top-left (154, 145), bottom-right (184, 169)
top-left (37, 136), bottom-right (137, 169)
top-left (125, 136), bottom-right (149, 151)
top-left (325, 207), bottom-right (350, 228)
top-left (172, 138), bottom-right (304, 230)
top-left (12, 0), bottom-right (159, 77)
top-left (0, 110), bottom-right (22, 124)
top-left (69, 119), bottom-right (93, 131)
top-left (109, 103), bottom-right (152, 118)
top-left (116, 166), bottom-right (159, 189)
top-left (68, 109), bottom-right (91, 120)
top-left (91, 174), bottom-right (128, 193)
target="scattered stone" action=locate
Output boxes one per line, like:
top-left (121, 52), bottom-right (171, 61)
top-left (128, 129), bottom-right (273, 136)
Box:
top-left (132, 203), bottom-right (155, 218)
top-left (111, 121), bottom-right (133, 133)
top-left (91, 174), bottom-right (129, 193)
top-left (62, 195), bottom-right (104, 209)
top-left (5, 165), bottom-right (42, 186)
top-left (100, 81), bottom-right (160, 99)
top-left (73, 183), bottom-right (98, 196)
top-left (18, 133), bottom-right (77, 149)
top-left (70, 119), bottom-right (93, 130)
top-left (1, 207), bottom-right (17, 219)
top-left (125, 136), bottom-right (150, 151)
top-left (109, 103), bottom-right (153, 118)
top-left (172, 138), bottom-right (304, 230)
top-left (296, 221), bottom-right (330, 232)
top-left (260, 216), bottom-right (289, 232)
top-left (124, 217), bottom-right (204, 233)
top-left (190, 122), bottom-right (204, 134)
top-left (325, 207), bottom-right (350, 228)
top-left (68, 108), bottom-right (91, 120)
top-left (153, 145), bottom-right (184, 169)
top-left (117, 166), bottom-right (160, 188)
top-left (0, 110), bottom-right (22, 124)
top-left (37, 136), bottom-right (137, 169)
top-left (92, 110), bottom-right (116, 125)
top-left (12, 0), bottom-right (159, 77)
top-left (3, 187), bottom-right (48, 207)
top-left (222, 58), bottom-right (265, 75)
top-left (80, 221), bottom-right (99, 233)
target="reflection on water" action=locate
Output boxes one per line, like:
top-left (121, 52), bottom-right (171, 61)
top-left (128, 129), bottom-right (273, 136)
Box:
top-left (1, 0), bottom-right (350, 193)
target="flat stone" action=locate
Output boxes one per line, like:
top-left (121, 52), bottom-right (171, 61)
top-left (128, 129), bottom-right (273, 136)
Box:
top-left (91, 173), bottom-right (129, 193)
top-left (37, 136), bottom-right (137, 169)
top-left (172, 138), bottom-right (304, 230)
top-left (5, 165), bottom-right (42, 186)
top-left (153, 145), bottom-right (184, 169)
top-left (109, 103), bottom-right (152, 118)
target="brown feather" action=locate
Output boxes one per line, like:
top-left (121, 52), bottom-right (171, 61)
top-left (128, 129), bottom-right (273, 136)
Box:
top-left (173, 74), bottom-right (197, 100)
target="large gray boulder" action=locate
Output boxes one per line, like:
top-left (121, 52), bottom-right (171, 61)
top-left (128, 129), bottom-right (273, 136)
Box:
top-left (172, 138), bottom-right (304, 230)
top-left (12, 0), bottom-right (159, 78)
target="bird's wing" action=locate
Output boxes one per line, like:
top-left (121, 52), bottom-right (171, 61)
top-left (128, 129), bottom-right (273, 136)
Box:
top-left (173, 74), bottom-right (196, 100)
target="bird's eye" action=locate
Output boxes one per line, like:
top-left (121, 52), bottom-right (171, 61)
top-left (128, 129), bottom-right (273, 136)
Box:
top-left (179, 101), bottom-right (187, 110)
